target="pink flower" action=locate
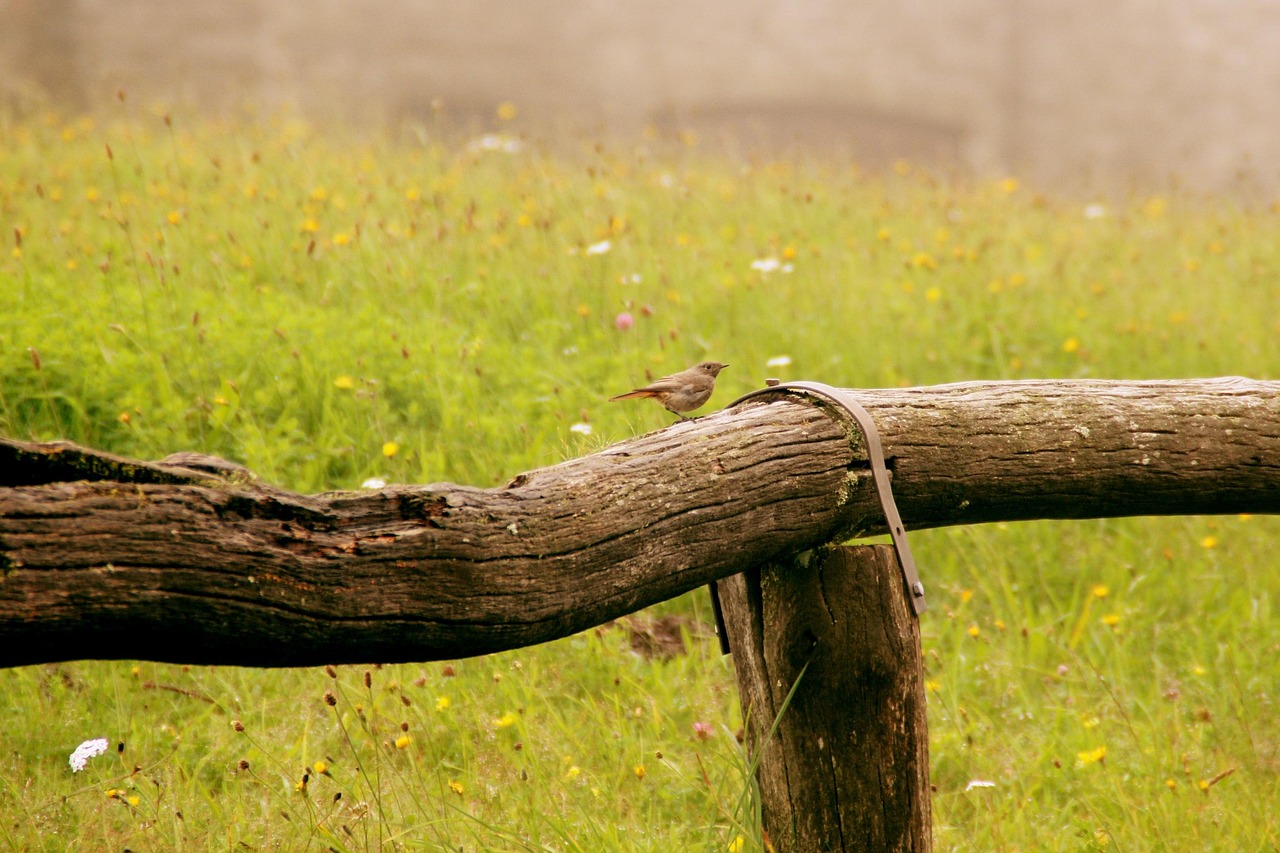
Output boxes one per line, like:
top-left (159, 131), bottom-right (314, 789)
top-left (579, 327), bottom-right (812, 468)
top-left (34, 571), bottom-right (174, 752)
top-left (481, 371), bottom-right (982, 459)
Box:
top-left (692, 721), bottom-right (713, 741)
top-left (614, 312), bottom-right (634, 331)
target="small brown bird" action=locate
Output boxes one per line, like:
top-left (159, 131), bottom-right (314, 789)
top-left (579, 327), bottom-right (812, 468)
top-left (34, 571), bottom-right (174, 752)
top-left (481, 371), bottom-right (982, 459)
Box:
top-left (609, 361), bottom-right (728, 419)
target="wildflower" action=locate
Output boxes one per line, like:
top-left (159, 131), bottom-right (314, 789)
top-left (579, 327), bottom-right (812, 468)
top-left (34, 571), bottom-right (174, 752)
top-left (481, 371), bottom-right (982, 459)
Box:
top-left (614, 311), bottom-right (634, 331)
top-left (448, 779), bottom-right (464, 795)
top-left (959, 588), bottom-right (974, 604)
top-left (576, 304), bottom-right (591, 318)
top-left (496, 101), bottom-right (518, 121)
top-left (232, 720), bottom-right (245, 732)
top-left (381, 441), bottom-right (399, 458)
top-left (1000, 177), bottom-right (1019, 193)
top-left (1200, 535), bottom-right (1218, 549)
top-left (693, 721), bottom-right (713, 741)
top-left (436, 696), bottom-right (450, 711)
top-left (966, 624), bottom-right (981, 638)
top-left (1062, 337), bottom-right (1081, 354)
top-left (494, 711), bottom-right (519, 729)
top-left (565, 765), bottom-right (581, 780)
top-left (394, 735), bottom-right (411, 749)
top-left (633, 764), bottom-right (647, 779)
top-left (1077, 745), bottom-right (1107, 766)
top-left (166, 210), bottom-right (182, 225)
top-left (361, 477), bottom-right (387, 490)
top-left (728, 835), bottom-right (746, 853)
top-left (313, 761), bottom-right (329, 776)
top-left (585, 239), bottom-right (612, 255)
top-left (1100, 613), bottom-right (1122, 627)
top-left (750, 257), bottom-right (780, 274)
top-left (69, 738), bottom-right (110, 773)
top-left (964, 779), bottom-right (996, 791)
top-left (765, 355), bottom-right (791, 368)
top-left (333, 375), bottom-right (355, 390)
top-left (333, 232), bottom-right (351, 246)
top-left (924, 678), bottom-right (941, 692)
top-left (569, 422), bottom-right (592, 436)
top-left (1091, 584), bottom-right (1109, 599)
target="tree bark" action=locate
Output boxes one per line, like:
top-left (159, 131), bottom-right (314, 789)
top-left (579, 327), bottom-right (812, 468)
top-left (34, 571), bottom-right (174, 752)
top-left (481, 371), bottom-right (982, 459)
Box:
top-left (1, 377), bottom-right (1277, 667)
top-left (716, 546), bottom-right (930, 852)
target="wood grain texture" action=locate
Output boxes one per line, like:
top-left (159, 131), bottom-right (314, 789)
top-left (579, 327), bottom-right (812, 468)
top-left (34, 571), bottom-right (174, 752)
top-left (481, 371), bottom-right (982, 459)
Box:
top-left (1, 377), bottom-right (1277, 667)
top-left (717, 546), bottom-right (930, 852)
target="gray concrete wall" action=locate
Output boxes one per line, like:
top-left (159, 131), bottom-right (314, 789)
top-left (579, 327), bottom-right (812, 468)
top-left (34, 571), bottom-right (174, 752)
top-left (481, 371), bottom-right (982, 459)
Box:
top-left (3, 0), bottom-right (1279, 193)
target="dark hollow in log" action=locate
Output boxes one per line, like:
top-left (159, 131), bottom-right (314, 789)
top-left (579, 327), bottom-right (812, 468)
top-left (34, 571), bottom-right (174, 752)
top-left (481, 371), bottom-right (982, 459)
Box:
top-left (1, 377), bottom-right (1277, 667)
top-left (716, 545), bottom-right (931, 852)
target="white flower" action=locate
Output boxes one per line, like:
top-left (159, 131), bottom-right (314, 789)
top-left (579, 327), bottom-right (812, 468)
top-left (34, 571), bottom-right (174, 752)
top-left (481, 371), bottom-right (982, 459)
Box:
top-left (585, 240), bottom-right (612, 256)
top-left (467, 133), bottom-right (522, 154)
top-left (360, 477), bottom-right (388, 490)
top-left (69, 738), bottom-right (110, 773)
top-left (964, 779), bottom-right (996, 791)
top-left (750, 257), bottom-right (793, 274)
top-left (1083, 203), bottom-right (1107, 220)
top-left (569, 422), bottom-right (593, 436)
top-left (766, 355), bottom-right (792, 368)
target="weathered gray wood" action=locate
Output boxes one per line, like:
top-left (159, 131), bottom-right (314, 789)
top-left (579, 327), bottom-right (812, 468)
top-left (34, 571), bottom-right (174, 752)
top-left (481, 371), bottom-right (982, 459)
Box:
top-left (1, 377), bottom-right (1277, 667)
top-left (717, 546), bottom-right (930, 853)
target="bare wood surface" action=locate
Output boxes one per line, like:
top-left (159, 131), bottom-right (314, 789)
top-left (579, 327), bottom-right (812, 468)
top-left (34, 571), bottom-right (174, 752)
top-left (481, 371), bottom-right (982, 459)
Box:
top-left (717, 546), bottom-right (930, 852)
top-left (1, 377), bottom-right (1277, 667)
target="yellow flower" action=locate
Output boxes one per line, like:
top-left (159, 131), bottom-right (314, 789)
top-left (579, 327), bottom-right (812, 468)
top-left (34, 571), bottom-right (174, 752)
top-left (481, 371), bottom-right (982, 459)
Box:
top-left (781, 244), bottom-right (798, 260)
top-left (394, 735), bottom-right (411, 749)
top-left (1062, 337), bottom-right (1080, 354)
top-left (1200, 535), bottom-right (1218, 549)
top-left (728, 835), bottom-right (746, 853)
top-left (633, 764), bottom-right (646, 779)
top-left (959, 588), bottom-right (974, 604)
top-left (576, 304), bottom-right (590, 318)
top-left (494, 711), bottom-right (518, 728)
top-left (1100, 612), bottom-right (1121, 627)
top-left (1000, 177), bottom-right (1019, 194)
top-left (925, 286), bottom-right (942, 303)
top-left (333, 232), bottom-right (351, 246)
top-left (1091, 584), bottom-right (1109, 599)
top-left (448, 779), bottom-right (464, 795)
top-left (496, 101), bottom-right (518, 121)
top-left (1077, 745), bottom-right (1107, 766)
top-left (436, 696), bottom-right (450, 711)
top-left (924, 678), bottom-right (941, 693)
top-left (126, 796), bottom-right (140, 807)
top-left (875, 227), bottom-right (891, 242)
top-left (333, 375), bottom-right (356, 390)
top-left (1165, 778), bottom-right (1177, 790)
top-left (382, 441), bottom-right (399, 458)
top-left (300, 217), bottom-right (320, 233)
top-left (966, 624), bottom-right (981, 638)
top-left (565, 765), bottom-right (581, 779)
top-left (166, 210), bottom-right (182, 225)
top-left (912, 252), bottom-right (937, 271)
top-left (312, 761), bottom-right (328, 775)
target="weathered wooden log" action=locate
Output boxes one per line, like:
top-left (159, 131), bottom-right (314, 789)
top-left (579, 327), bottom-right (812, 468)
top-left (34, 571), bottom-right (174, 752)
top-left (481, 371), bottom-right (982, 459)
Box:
top-left (717, 546), bottom-right (930, 852)
top-left (1, 377), bottom-right (1277, 668)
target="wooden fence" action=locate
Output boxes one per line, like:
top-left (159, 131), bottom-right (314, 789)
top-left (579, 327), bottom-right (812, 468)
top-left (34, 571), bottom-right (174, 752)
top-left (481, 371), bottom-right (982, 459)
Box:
top-left (3, 377), bottom-right (1277, 850)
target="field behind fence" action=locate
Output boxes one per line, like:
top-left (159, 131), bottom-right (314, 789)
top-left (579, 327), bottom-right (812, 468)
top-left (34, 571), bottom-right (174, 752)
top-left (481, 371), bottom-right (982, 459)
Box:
top-left (1, 106), bottom-right (1278, 850)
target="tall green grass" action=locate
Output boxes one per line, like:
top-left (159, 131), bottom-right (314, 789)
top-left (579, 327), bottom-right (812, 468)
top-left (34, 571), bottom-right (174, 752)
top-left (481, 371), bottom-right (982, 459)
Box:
top-left (1, 105), bottom-right (1278, 849)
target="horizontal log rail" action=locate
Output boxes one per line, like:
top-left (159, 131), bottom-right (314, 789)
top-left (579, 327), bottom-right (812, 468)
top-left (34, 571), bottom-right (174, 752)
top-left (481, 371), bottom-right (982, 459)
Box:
top-left (1, 377), bottom-right (1277, 668)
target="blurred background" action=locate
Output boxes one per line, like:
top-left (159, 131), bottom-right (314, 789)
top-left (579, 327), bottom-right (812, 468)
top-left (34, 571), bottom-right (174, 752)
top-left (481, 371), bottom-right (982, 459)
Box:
top-left (4, 0), bottom-right (1280, 195)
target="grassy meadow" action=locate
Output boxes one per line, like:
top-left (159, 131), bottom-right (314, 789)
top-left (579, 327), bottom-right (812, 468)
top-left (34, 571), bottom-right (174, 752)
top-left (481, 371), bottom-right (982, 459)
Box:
top-left (1, 104), bottom-right (1279, 850)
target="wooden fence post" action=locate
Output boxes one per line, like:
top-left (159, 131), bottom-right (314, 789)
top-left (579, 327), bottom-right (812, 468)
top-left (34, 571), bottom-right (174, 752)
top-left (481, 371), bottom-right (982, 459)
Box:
top-left (716, 545), bottom-right (931, 852)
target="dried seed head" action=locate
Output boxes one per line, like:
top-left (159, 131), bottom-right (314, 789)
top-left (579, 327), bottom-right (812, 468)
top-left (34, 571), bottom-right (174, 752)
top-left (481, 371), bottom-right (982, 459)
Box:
top-left (325, 665), bottom-right (338, 679)
top-left (324, 691), bottom-right (337, 706)
top-left (232, 720), bottom-right (245, 732)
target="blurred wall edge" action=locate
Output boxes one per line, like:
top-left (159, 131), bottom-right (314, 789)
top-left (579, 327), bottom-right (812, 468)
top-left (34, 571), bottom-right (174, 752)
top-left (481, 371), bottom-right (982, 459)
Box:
top-left (3, 0), bottom-right (1279, 193)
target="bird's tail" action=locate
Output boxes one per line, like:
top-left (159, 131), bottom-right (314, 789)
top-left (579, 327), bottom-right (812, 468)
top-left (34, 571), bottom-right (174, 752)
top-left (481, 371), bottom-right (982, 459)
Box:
top-left (608, 389), bottom-right (657, 401)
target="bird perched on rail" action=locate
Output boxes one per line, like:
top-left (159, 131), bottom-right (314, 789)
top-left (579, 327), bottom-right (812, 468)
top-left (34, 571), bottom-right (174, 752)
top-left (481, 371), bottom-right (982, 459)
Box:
top-left (609, 361), bottom-right (728, 419)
